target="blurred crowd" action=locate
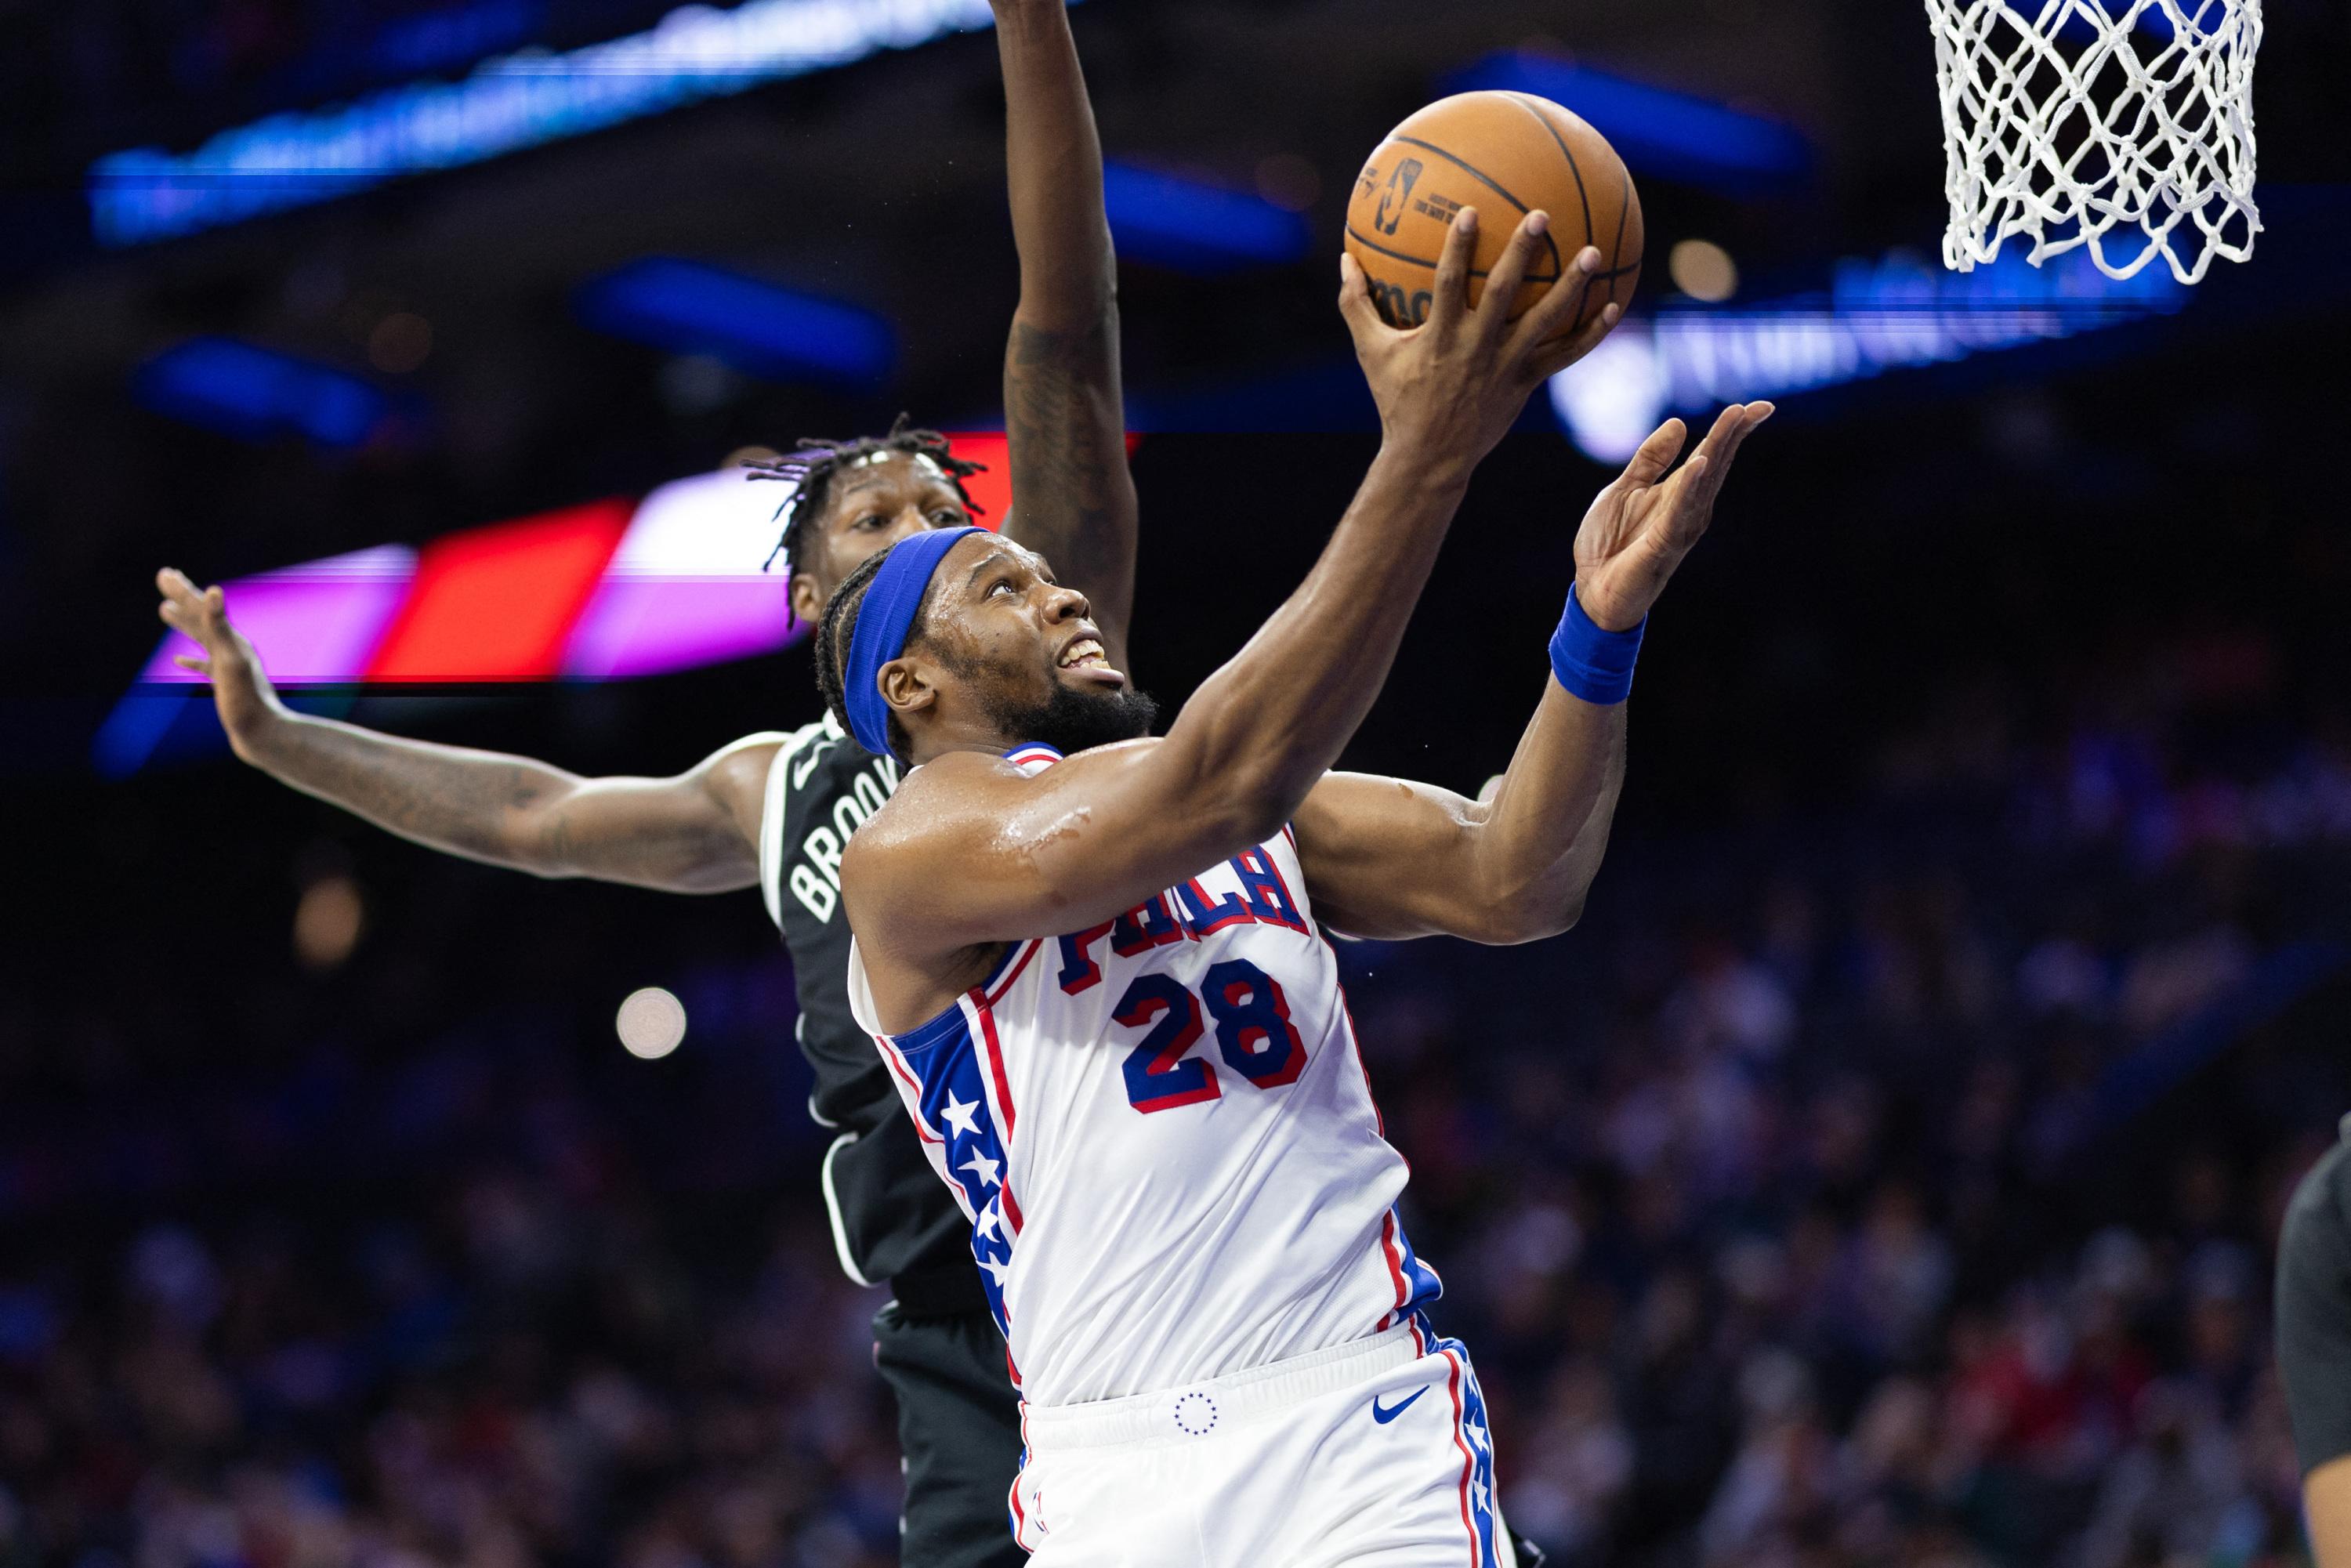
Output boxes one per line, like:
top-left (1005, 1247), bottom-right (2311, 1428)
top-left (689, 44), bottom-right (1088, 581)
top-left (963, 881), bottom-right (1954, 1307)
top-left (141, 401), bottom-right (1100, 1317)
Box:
top-left (1393, 631), bottom-right (2351, 1567)
top-left (5, 638), bottom-right (2349, 1568)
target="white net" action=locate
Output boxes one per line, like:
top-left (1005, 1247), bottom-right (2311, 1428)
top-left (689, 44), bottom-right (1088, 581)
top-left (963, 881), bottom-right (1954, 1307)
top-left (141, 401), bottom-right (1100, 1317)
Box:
top-left (1924, 0), bottom-right (2262, 284)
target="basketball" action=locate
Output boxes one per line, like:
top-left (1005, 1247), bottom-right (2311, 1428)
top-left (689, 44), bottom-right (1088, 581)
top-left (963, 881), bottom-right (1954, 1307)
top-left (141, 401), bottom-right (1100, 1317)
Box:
top-left (1346, 91), bottom-right (1643, 339)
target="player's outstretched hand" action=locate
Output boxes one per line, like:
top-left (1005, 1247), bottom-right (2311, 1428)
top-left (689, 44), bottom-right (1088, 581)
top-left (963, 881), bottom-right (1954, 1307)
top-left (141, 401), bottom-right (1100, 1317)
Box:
top-left (1572, 402), bottom-right (1774, 632)
top-left (1339, 207), bottom-right (1623, 473)
top-left (155, 567), bottom-right (284, 760)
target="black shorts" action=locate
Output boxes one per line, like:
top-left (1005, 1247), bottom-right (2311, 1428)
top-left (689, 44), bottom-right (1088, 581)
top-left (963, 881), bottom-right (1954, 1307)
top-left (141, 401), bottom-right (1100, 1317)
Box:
top-left (873, 1299), bottom-right (1029, 1568)
top-left (2279, 1131), bottom-right (2351, 1476)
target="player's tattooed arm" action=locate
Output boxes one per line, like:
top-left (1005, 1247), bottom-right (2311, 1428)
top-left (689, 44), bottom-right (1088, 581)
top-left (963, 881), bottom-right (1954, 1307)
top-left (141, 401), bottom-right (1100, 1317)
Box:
top-left (1292, 403), bottom-right (1770, 944)
top-left (990, 0), bottom-right (1138, 672)
top-left (153, 568), bottom-right (774, 894)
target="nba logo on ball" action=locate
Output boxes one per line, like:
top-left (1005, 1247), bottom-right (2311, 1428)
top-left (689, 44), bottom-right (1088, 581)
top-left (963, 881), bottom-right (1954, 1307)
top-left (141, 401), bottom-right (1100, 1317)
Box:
top-left (1373, 158), bottom-right (1425, 237)
top-left (1346, 91), bottom-right (1643, 340)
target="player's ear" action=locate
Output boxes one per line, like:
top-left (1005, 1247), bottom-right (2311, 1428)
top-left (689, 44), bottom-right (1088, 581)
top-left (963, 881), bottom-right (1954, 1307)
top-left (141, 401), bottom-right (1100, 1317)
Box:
top-left (878, 657), bottom-right (936, 724)
top-left (790, 571), bottom-right (824, 629)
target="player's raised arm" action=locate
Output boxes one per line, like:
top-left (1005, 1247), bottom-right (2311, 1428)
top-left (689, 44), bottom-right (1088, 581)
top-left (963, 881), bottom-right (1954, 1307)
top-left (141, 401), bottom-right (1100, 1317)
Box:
top-left (153, 568), bottom-right (773, 894)
top-left (843, 213), bottom-right (1621, 1005)
top-left (1293, 401), bottom-right (1773, 944)
top-left (989, 0), bottom-right (1138, 672)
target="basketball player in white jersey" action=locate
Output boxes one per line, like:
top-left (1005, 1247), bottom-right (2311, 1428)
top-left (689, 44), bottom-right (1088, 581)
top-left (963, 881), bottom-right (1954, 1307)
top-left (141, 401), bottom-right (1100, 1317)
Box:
top-left (820, 205), bottom-right (1770, 1566)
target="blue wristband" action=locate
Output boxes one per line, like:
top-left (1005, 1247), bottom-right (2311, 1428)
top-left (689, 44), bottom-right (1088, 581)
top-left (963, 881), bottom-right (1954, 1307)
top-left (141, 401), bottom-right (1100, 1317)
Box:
top-left (1549, 586), bottom-right (1645, 705)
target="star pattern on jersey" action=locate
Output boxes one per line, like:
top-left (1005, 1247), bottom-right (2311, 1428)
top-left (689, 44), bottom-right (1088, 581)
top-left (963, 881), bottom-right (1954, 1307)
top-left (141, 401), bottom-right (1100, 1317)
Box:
top-left (1470, 1475), bottom-right (1491, 1516)
top-left (1464, 1414), bottom-right (1491, 1454)
top-left (939, 1091), bottom-right (982, 1140)
top-left (922, 1066), bottom-right (1016, 1324)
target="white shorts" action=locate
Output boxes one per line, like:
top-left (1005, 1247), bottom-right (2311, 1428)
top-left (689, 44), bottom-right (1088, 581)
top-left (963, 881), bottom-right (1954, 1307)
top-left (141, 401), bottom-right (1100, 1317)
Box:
top-left (1008, 1315), bottom-right (1515, 1567)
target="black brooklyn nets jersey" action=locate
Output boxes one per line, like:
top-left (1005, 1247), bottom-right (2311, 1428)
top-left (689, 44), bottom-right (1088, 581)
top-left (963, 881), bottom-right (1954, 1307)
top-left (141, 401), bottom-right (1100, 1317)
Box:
top-left (760, 716), bottom-right (971, 1286)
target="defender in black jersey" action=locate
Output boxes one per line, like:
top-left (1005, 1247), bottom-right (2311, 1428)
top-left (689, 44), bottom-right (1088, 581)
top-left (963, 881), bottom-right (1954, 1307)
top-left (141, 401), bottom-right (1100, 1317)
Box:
top-left (157, 4), bottom-right (1137, 1562)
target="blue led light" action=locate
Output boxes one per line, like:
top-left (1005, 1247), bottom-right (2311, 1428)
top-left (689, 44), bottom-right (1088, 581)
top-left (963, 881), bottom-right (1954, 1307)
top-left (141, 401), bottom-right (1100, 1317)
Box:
top-left (576, 259), bottom-right (895, 385)
top-left (1441, 52), bottom-right (1811, 196)
top-left (90, 0), bottom-right (1062, 248)
top-left (91, 693), bottom-right (202, 780)
top-left (1101, 163), bottom-right (1313, 275)
top-left (1551, 247), bottom-right (2190, 460)
top-left (135, 337), bottom-right (393, 448)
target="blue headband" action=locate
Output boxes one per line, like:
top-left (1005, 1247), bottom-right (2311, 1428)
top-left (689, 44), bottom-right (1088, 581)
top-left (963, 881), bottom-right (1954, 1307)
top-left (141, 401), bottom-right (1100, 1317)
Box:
top-left (842, 527), bottom-right (984, 759)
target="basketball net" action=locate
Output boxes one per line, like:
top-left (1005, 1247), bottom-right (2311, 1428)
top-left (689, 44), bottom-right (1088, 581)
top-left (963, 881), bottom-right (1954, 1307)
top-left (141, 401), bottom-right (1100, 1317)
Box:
top-left (1924, 0), bottom-right (2262, 284)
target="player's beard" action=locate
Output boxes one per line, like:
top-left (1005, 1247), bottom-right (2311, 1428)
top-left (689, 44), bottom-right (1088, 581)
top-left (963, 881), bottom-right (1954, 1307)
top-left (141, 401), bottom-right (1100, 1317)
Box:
top-left (984, 679), bottom-right (1160, 758)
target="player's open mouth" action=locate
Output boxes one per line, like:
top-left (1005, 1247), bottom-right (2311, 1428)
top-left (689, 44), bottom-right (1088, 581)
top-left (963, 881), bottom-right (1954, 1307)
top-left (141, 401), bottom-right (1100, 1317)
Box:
top-left (1055, 636), bottom-right (1125, 685)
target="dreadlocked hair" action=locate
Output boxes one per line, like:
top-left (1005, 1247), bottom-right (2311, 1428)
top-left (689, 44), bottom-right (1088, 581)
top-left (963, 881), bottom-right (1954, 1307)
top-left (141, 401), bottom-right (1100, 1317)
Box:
top-left (813, 545), bottom-right (920, 762)
top-left (747, 413), bottom-right (987, 585)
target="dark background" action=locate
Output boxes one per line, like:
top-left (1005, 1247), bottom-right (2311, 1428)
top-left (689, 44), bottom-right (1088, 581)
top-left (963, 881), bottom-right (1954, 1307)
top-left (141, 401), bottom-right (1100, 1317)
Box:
top-left (3, 2), bottom-right (2350, 1565)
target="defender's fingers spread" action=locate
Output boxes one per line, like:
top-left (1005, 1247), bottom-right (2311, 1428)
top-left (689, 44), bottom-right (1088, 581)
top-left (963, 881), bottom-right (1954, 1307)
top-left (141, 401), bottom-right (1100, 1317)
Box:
top-left (173, 656), bottom-right (208, 673)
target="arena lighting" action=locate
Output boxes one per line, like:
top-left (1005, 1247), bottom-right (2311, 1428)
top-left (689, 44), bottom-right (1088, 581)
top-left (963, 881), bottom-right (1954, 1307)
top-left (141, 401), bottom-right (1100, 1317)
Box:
top-left (1549, 245), bottom-right (2189, 462)
top-left (576, 260), bottom-right (896, 386)
top-left (562, 469), bottom-right (802, 679)
top-left (617, 987), bottom-right (689, 1060)
top-left (1440, 51), bottom-right (1811, 196)
top-left (1100, 163), bottom-right (1315, 274)
top-left (136, 546), bottom-right (421, 688)
top-left (89, 0), bottom-right (1084, 248)
top-left (136, 338), bottom-right (397, 448)
top-left (97, 435), bottom-right (1022, 775)
top-left (363, 500), bottom-right (636, 682)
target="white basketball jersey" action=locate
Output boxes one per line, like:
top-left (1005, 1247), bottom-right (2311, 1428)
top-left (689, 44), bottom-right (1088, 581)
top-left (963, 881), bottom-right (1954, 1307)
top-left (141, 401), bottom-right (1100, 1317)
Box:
top-left (846, 744), bottom-right (1444, 1408)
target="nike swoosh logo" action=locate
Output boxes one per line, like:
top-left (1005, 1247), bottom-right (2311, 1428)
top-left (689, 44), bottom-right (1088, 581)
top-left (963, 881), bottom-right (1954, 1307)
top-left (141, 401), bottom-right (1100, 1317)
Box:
top-left (1371, 1386), bottom-right (1429, 1425)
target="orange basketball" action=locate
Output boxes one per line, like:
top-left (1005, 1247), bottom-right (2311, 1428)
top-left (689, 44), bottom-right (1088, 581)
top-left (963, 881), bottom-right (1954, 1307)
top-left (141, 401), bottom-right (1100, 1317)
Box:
top-left (1345, 92), bottom-right (1643, 340)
